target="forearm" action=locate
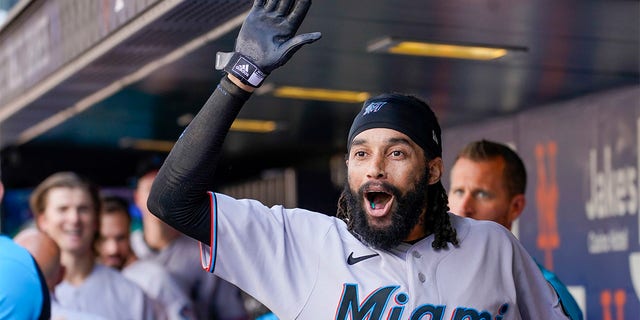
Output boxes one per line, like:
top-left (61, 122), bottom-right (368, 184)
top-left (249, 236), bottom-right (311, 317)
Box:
top-left (147, 75), bottom-right (252, 244)
top-left (148, 0), bottom-right (320, 243)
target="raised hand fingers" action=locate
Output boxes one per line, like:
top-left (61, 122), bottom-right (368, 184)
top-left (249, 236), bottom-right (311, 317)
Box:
top-left (253, 0), bottom-right (266, 9)
top-left (264, 0), bottom-right (306, 18)
top-left (287, 0), bottom-right (312, 28)
top-left (275, 0), bottom-right (293, 16)
top-left (263, 0), bottom-right (278, 11)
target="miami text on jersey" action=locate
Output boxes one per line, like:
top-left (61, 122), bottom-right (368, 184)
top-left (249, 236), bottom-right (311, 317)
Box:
top-left (335, 284), bottom-right (510, 320)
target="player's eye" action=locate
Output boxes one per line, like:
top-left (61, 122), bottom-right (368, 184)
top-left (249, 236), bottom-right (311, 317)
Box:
top-left (389, 150), bottom-right (405, 158)
top-left (353, 150), bottom-right (366, 158)
top-left (476, 191), bottom-right (491, 199)
top-left (451, 189), bottom-right (464, 197)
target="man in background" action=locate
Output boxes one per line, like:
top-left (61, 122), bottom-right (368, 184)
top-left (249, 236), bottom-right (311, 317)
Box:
top-left (97, 195), bottom-right (196, 320)
top-left (30, 171), bottom-right (153, 319)
top-left (448, 139), bottom-right (583, 320)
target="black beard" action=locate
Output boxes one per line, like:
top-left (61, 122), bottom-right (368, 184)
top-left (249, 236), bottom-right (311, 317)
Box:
top-left (343, 174), bottom-right (430, 250)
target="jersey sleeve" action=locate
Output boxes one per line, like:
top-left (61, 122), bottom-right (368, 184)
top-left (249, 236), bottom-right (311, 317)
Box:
top-left (200, 192), bottom-right (335, 318)
top-left (505, 228), bottom-right (570, 318)
top-left (537, 263), bottom-right (584, 320)
top-left (438, 217), bottom-right (570, 319)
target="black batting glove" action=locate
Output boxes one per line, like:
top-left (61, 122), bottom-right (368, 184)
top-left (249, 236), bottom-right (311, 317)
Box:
top-left (216, 0), bottom-right (322, 87)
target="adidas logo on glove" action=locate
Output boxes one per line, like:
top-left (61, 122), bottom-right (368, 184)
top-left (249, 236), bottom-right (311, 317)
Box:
top-left (234, 63), bottom-right (251, 77)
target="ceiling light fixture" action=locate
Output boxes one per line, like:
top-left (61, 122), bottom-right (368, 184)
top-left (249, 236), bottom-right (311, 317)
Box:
top-left (120, 119), bottom-right (277, 151)
top-left (368, 37), bottom-right (525, 61)
top-left (119, 138), bottom-right (175, 152)
top-left (230, 119), bottom-right (277, 133)
top-left (273, 86), bottom-right (370, 103)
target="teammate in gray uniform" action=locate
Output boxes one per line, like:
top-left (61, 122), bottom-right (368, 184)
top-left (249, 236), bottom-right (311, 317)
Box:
top-left (147, 0), bottom-right (570, 319)
top-left (30, 171), bottom-right (154, 320)
top-left (97, 195), bottom-right (196, 320)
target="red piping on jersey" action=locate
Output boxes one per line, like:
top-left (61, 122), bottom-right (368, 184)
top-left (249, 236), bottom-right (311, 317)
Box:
top-left (199, 191), bottom-right (217, 273)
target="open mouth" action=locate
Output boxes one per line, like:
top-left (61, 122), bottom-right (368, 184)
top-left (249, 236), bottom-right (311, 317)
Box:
top-left (364, 190), bottom-right (393, 217)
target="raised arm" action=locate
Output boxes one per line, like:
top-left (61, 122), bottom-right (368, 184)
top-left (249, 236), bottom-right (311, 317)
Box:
top-left (147, 0), bottom-right (321, 244)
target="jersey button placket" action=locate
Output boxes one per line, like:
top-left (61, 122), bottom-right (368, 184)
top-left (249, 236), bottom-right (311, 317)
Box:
top-left (412, 250), bottom-right (427, 284)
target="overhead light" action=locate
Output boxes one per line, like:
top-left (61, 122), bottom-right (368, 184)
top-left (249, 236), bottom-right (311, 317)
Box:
top-left (175, 114), bottom-right (276, 133)
top-left (119, 138), bottom-right (175, 152)
top-left (368, 37), bottom-right (525, 61)
top-left (230, 119), bottom-right (277, 133)
top-left (273, 86), bottom-right (370, 103)
top-left (120, 119), bottom-right (277, 151)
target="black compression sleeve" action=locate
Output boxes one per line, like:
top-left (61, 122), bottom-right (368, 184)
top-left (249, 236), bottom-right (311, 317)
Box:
top-left (147, 76), bottom-right (252, 244)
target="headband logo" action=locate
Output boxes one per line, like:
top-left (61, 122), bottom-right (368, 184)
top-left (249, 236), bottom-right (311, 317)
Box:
top-left (432, 130), bottom-right (439, 145)
top-left (363, 102), bottom-right (387, 115)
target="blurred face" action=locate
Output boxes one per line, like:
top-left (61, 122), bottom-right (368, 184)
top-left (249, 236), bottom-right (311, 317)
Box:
top-left (97, 212), bottom-right (131, 270)
top-left (134, 172), bottom-right (155, 217)
top-left (448, 156), bottom-right (523, 229)
top-left (135, 170), bottom-right (180, 245)
top-left (36, 187), bottom-right (98, 256)
top-left (135, 171), bottom-right (165, 226)
top-left (346, 128), bottom-right (440, 248)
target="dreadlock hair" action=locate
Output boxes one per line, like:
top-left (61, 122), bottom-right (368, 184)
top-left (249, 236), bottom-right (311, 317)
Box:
top-left (423, 180), bottom-right (458, 249)
top-left (336, 161), bottom-right (458, 250)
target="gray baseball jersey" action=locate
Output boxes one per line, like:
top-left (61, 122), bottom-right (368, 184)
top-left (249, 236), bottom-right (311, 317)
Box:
top-left (123, 259), bottom-right (196, 320)
top-left (199, 192), bottom-right (569, 320)
top-left (55, 264), bottom-right (154, 319)
top-left (130, 231), bottom-right (247, 320)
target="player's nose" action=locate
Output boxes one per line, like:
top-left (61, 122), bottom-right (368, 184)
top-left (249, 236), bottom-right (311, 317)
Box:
top-left (459, 196), bottom-right (476, 218)
top-left (365, 155), bottom-right (386, 179)
top-left (102, 239), bottom-right (118, 254)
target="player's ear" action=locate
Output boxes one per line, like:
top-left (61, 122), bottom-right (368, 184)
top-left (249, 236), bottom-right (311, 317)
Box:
top-left (508, 194), bottom-right (525, 222)
top-left (427, 158), bottom-right (443, 185)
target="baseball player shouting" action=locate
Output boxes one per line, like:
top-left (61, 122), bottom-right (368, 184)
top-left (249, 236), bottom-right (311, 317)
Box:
top-left (147, 0), bottom-right (570, 319)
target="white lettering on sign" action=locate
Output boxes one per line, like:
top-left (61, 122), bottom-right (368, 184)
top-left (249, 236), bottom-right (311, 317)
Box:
top-left (583, 117), bottom-right (640, 254)
top-left (585, 146), bottom-right (637, 220)
top-left (588, 228), bottom-right (629, 254)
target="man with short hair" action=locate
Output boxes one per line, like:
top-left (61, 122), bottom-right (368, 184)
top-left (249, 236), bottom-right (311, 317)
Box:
top-left (97, 195), bottom-right (196, 320)
top-left (30, 171), bottom-right (154, 319)
top-left (448, 139), bottom-right (583, 320)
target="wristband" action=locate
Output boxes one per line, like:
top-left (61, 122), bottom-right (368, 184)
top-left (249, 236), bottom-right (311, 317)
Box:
top-left (215, 52), bottom-right (267, 88)
top-left (219, 75), bottom-right (253, 101)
